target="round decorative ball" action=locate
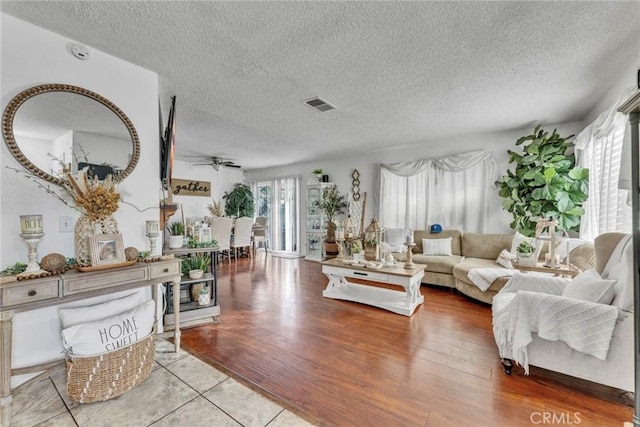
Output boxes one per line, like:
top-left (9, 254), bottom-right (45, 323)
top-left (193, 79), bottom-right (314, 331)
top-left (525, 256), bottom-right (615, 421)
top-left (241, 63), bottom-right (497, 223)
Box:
top-left (40, 253), bottom-right (66, 272)
top-left (124, 247), bottom-right (139, 262)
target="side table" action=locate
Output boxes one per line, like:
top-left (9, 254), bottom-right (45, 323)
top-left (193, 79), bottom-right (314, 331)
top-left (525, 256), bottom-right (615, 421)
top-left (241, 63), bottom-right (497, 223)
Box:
top-left (513, 261), bottom-right (581, 278)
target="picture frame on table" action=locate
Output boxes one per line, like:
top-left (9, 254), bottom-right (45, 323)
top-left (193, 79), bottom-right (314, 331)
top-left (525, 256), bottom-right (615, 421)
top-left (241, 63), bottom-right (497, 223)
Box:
top-left (89, 233), bottom-right (126, 266)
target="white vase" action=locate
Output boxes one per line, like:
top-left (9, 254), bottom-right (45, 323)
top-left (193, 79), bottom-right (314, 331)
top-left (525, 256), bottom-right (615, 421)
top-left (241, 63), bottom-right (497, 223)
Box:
top-left (169, 235), bottom-right (184, 249)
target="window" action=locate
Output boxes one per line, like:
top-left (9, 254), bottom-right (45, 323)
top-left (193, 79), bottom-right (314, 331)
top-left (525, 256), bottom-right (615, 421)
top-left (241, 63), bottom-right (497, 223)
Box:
top-left (575, 89), bottom-right (634, 241)
top-left (379, 150), bottom-right (497, 232)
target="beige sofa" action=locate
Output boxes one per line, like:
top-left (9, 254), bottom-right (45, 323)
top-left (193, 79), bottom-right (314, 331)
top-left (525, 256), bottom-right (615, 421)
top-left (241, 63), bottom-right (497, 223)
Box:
top-left (492, 232), bottom-right (633, 394)
top-left (394, 228), bottom-right (595, 304)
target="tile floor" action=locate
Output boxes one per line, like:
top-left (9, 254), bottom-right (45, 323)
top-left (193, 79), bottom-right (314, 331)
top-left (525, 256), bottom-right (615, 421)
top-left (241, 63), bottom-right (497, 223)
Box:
top-left (10, 339), bottom-right (316, 427)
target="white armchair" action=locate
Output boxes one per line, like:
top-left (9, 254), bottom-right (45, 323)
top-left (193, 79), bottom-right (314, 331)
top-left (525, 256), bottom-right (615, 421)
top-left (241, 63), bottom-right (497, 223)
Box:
top-left (492, 232), bottom-right (634, 393)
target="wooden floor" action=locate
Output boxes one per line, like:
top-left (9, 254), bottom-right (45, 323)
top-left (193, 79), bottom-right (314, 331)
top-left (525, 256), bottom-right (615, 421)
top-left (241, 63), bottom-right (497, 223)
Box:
top-left (180, 253), bottom-right (633, 427)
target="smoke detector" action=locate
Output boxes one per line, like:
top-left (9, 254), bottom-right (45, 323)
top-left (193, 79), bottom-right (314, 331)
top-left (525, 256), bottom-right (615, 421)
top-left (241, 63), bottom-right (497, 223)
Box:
top-left (71, 44), bottom-right (90, 60)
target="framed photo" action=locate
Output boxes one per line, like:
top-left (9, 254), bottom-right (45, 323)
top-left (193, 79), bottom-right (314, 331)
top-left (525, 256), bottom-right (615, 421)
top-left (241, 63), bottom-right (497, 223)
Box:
top-left (89, 233), bottom-right (126, 266)
top-left (179, 288), bottom-right (190, 304)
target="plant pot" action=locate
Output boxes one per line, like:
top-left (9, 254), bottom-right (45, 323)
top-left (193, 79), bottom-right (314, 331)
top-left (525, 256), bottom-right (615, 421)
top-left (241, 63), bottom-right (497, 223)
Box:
top-left (198, 289), bottom-right (210, 306)
top-left (325, 242), bottom-right (338, 255)
top-left (517, 252), bottom-right (536, 267)
top-left (188, 269), bottom-right (204, 279)
top-left (169, 235), bottom-right (184, 249)
top-left (190, 283), bottom-right (204, 301)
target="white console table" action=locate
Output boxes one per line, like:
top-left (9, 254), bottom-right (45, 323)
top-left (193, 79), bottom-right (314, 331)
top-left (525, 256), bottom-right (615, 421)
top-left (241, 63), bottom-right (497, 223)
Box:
top-left (321, 258), bottom-right (426, 316)
top-left (0, 259), bottom-right (182, 427)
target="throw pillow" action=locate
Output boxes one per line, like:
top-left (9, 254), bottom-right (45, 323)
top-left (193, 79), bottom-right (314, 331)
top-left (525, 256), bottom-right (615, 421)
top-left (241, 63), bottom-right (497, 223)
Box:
top-left (562, 269), bottom-right (616, 304)
top-left (496, 249), bottom-right (517, 269)
top-left (422, 237), bottom-right (452, 256)
top-left (605, 238), bottom-right (634, 311)
top-left (58, 290), bottom-right (148, 329)
top-left (61, 299), bottom-right (155, 356)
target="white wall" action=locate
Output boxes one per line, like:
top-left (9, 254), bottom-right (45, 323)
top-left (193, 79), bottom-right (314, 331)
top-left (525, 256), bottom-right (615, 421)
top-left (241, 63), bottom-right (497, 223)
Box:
top-left (1, 14), bottom-right (160, 387)
top-left (246, 121), bottom-right (583, 251)
top-left (167, 159), bottom-right (244, 232)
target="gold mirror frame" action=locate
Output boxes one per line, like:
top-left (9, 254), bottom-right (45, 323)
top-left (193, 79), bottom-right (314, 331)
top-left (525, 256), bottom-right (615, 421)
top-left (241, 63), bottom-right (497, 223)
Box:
top-left (2, 83), bottom-right (140, 186)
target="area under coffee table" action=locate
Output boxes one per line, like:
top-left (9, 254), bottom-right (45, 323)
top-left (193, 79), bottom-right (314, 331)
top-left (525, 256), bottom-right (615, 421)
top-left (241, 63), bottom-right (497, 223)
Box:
top-left (321, 258), bottom-right (426, 316)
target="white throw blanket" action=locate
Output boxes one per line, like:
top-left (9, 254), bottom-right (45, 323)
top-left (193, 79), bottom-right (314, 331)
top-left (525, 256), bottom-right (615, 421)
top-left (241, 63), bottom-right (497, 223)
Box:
top-left (467, 268), bottom-right (518, 291)
top-left (493, 290), bottom-right (620, 374)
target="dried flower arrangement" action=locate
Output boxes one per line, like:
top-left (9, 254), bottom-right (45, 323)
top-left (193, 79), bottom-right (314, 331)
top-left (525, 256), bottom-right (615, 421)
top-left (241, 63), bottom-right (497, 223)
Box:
top-left (7, 167), bottom-right (121, 221)
top-left (207, 199), bottom-right (224, 217)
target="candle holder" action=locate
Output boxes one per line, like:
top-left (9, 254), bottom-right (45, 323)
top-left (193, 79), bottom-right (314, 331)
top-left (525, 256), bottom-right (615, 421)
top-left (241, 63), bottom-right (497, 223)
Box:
top-left (18, 232), bottom-right (48, 277)
top-left (404, 243), bottom-right (417, 269)
top-left (145, 220), bottom-right (161, 256)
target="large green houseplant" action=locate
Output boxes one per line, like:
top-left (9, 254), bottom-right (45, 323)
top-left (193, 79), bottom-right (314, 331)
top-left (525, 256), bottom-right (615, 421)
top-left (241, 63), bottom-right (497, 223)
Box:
top-left (497, 126), bottom-right (589, 237)
top-left (223, 183), bottom-right (255, 218)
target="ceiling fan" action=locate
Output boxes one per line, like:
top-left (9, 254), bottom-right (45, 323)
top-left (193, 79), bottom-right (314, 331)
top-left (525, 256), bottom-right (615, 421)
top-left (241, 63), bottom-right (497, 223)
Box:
top-left (193, 156), bottom-right (242, 171)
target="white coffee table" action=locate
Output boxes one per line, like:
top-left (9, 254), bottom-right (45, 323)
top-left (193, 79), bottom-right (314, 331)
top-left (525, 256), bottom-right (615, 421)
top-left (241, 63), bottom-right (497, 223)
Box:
top-left (321, 258), bottom-right (426, 316)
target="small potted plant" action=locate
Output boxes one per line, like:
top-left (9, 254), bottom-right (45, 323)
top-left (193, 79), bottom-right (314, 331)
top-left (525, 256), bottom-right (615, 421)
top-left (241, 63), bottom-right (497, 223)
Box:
top-left (312, 168), bottom-right (323, 180)
top-left (181, 254), bottom-right (211, 301)
top-left (516, 240), bottom-right (537, 267)
top-left (181, 254), bottom-right (211, 279)
top-left (168, 221), bottom-right (185, 249)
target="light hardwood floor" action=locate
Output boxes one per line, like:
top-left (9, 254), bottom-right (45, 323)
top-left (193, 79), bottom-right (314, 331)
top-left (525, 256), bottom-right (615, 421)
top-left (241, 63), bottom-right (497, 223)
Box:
top-left (181, 253), bottom-right (633, 427)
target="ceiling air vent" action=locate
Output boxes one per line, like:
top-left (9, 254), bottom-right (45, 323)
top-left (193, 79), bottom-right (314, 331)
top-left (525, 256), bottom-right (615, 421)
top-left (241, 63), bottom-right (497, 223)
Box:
top-left (303, 97), bottom-right (336, 112)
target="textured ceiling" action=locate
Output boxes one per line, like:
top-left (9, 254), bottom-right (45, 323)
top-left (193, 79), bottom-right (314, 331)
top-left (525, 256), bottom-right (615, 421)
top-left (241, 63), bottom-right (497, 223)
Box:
top-left (2, 1), bottom-right (639, 171)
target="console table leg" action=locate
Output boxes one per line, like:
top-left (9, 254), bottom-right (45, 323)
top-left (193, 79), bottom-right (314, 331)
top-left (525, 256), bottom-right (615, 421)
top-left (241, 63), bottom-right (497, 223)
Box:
top-left (1, 311), bottom-right (14, 427)
top-left (172, 278), bottom-right (181, 352)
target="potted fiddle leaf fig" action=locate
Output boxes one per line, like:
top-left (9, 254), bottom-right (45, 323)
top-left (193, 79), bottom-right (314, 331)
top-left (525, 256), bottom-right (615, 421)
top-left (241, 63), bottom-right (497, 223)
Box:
top-left (313, 185), bottom-right (348, 244)
top-left (497, 126), bottom-right (589, 237)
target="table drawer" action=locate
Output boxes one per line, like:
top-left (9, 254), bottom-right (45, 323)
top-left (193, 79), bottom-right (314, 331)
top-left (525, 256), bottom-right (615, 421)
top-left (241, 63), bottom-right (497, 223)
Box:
top-left (323, 266), bottom-right (389, 282)
top-left (2, 280), bottom-right (59, 307)
top-left (149, 261), bottom-right (181, 280)
top-left (63, 268), bottom-right (148, 295)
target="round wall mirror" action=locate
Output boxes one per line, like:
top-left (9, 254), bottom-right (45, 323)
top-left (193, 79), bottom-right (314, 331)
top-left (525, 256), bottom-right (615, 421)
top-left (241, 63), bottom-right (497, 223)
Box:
top-left (2, 84), bottom-right (140, 186)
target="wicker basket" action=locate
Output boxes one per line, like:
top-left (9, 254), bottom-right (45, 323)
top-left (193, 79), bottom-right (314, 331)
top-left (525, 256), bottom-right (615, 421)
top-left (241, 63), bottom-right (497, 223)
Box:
top-left (66, 330), bottom-right (156, 403)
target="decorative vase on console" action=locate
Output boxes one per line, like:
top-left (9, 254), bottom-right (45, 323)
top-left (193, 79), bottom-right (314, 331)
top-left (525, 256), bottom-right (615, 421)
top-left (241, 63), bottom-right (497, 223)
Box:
top-left (74, 214), bottom-right (119, 265)
top-left (62, 171), bottom-right (121, 266)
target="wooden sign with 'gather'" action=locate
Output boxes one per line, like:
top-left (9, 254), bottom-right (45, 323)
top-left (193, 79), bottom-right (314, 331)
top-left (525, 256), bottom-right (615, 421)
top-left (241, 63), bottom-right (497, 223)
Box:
top-left (170, 178), bottom-right (211, 197)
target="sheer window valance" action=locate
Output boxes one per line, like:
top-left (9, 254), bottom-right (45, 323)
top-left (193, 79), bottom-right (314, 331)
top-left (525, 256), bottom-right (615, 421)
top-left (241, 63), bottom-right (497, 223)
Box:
top-left (575, 88), bottom-right (634, 241)
top-left (379, 150), bottom-right (498, 231)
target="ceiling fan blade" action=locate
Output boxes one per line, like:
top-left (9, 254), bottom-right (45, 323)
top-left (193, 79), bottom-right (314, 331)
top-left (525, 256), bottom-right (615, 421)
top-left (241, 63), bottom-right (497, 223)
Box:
top-left (225, 164), bottom-right (242, 169)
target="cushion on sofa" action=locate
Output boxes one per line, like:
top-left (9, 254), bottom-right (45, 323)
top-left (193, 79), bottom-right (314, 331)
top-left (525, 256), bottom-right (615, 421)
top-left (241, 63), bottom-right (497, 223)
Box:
top-left (422, 237), bottom-right (452, 255)
top-left (562, 269), bottom-right (616, 304)
top-left (414, 228), bottom-right (462, 255)
top-left (412, 254), bottom-right (463, 274)
top-left (462, 233), bottom-right (512, 260)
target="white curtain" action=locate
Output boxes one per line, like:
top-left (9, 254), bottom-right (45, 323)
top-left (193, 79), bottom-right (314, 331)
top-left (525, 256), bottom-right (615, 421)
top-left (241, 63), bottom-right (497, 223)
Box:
top-left (575, 88), bottom-right (634, 241)
top-left (379, 150), bottom-right (497, 232)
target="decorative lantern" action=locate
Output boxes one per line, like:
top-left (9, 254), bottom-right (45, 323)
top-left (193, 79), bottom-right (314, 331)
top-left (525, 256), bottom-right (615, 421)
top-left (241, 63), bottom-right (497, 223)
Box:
top-left (534, 217), bottom-right (568, 268)
top-left (364, 217), bottom-right (381, 261)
